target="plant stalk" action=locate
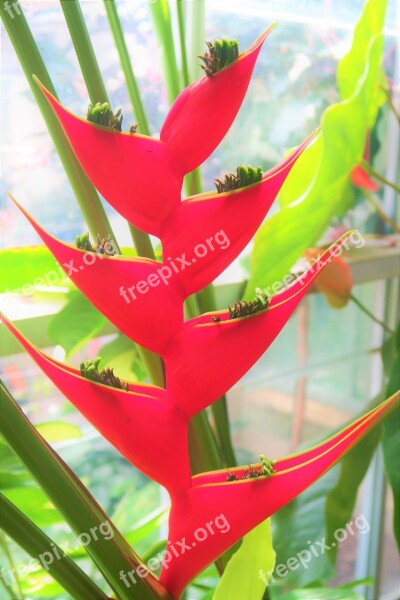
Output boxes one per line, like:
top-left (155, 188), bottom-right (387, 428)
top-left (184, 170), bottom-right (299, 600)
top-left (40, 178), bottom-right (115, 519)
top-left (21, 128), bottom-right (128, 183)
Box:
top-left (0, 494), bottom-right (108, 600)
top-left (361, 188), bottom-right (400, 233)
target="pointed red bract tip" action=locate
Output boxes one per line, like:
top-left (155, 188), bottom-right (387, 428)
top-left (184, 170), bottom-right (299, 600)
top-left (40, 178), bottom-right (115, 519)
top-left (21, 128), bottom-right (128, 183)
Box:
top-left (160, 393), bottom-right (399, 597)
top-left (35, 78), bottom-right (183, 236)
top-left (165, 234), bottom-right (354, 416)
top-left (9, 195), bottom-right (184, 354)
top-left (1, 314), bottom-right (191, 493)
top-left (162, 130), bottom-right (319, 295)
top-left (160, 24), bottom-right (276, 173)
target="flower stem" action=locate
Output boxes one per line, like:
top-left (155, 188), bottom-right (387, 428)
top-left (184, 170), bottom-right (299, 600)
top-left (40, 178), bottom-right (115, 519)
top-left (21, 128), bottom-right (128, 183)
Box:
top-left (103, 0), bottom-right (151, 135)
top-left (149, 0), bottom-right (181, 103)
top-left (0, 1), bottom-right (117, 244)
top-left (350, 294), bottom-right (393, 334)
top-left (0, 495), bottom-right (108, 600)
top-left (361, 188), bottom-right (400, 233)
top-left (361, 160), bottom-right (400, 195)
top-left (60, 0), bottom-right (108, 104)
top-left (381, 86), bottom-right (400, 127)
top-left (177, 0), bottom-right (190, 88)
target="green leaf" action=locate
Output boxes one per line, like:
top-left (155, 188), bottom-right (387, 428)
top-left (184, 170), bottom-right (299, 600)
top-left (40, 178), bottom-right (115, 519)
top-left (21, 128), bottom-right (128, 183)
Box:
top-left (36, 422), bottom-right (83, 443)
top-left (272, 395), bottom-right (385, 586)
top-left (381, 352), bottom-right (400, 552)
top-left (212, 519), bottom-right (275, 600)
top-left (270, 587), bottom-right (364, 600)
top-left (271, 468), bottom-right (338, 587)
top-left (246, 33), bottom-right (384, 297)
top-left (0, 247), bottom-right (68, 294)
top-left (337, 0), bottom-right (387, 124)
top-left (325, 425), bottom-right (381, 561)
top-left (0, 246), bottom-right (136, 295)
top-left (48, 291), bottom-right (107, 358)
top-left (0, 470), bottom-right (31, 489)
top-left (3, 487), bottom-right (62, 526)
top-left (98, 334), bottom-right (146, 382)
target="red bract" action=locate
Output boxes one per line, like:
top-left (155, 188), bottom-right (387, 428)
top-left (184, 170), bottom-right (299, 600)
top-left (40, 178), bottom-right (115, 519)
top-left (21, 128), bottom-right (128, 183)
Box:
top-left (160, 24), bottom-right (277, 172)
top-left (6, 24), bottom-right (399, 600)
top-left (1, 315), bottom-right (191, 494)
top-left (165, 235), bottom-right (353, 416)
top-left (161, 393), bottom-right (399, 598)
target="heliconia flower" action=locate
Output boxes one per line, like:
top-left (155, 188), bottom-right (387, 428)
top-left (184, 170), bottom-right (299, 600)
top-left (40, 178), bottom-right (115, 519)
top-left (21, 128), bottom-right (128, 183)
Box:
top-left (304, 247), bottom-right (353, 308)
top-left (160, 392), bottom-right (399, 598)
top-left (0, 314), bottom-right (191, 494)
top-left (165, 234), bottom-right (353, 417)
top-left (35, 25), bottom-right (277, 238)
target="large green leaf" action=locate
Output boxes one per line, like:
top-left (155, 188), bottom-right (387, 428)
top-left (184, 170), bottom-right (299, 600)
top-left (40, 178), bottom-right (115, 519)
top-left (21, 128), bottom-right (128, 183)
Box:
top-left (246, 32), bottom-right (384, 297)
top-left (212, 519), bottom-right (275, 600)
top-left (337, 0), bottom-right (387, 124)
top-left (47, 291), bottom-right (107, 358)
top-left (0, 247), bottom-right (68, 293)
top-left (0, 246), bottom-right (137, 294)
top-left (271, 468), bottom-right (338, 587)
top-left (325, 424), bottom-right (381, 561)
top-left (36, 422), bottom-right (83, 443)
top-left (382, 350), bottom-right (400, 552)
top-left (3, 486), bottom-right (62, 527)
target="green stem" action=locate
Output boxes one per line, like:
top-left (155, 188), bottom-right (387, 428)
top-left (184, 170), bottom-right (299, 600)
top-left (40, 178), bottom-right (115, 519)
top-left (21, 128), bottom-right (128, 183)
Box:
top-left (60, 0), bottom-right (108, 104)
top-left (189, 0), bottom-right (205, 82)
top-left (0, 494), bottom-right (108, 600)
top-left (381, 86), bottom-right (400, 127)
top-left (0, 1), bottom-right (117, 243)
top-left (188, 412), bottom-right (221, 474)
top-left (104, 0), bottom-right (150, 135)
top-left (0, 530), bottom-right (24, 599)
top-left (361, 188), bottom-right (400, 233)
top-left (350, 294), bottom-right (393, 334)
top-left (149, 0), bottom-right (181, 103)
top-left (361, 160), bottom-right (400, 195)
top-left (177, 0), bottom-right (190, 88)
top-left (0, 382), bottom-right (165, 600)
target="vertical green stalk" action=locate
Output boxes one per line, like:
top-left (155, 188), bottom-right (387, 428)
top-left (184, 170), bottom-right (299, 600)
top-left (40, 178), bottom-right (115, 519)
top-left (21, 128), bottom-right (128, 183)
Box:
top-left (149, 0), bottom-right (181, 103)
top-left (0, 494), bottom-right (108, 600)
top-left (60, 0), bottom-right (108, 104)
top-left (189, 0), bottom-right (205, 82)
top-left (104, 0), bottom-right (150, 135)
top-left (176, 0), bottom-right (190, 88)
top-left (0, 1), bottom-right (117, 243)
